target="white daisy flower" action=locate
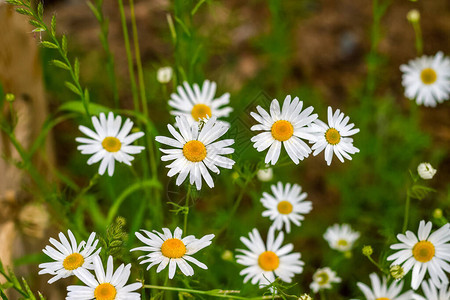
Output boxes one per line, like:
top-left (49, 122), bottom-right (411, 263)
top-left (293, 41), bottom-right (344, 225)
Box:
top-left (66, 255), bottom-right (142, 300)
top-left (131, 227), bottom-right (214, 279)
top-left (310, 267), bottom-right (341, 293)
top-left (38, 230), bottom-right (101, 284)
top-left (261, 182), bottom-right (312, 233)
top-left (387, 221), bottom-right (450, 290)
top-left (236, 227), bottom-right (304, 288)
top-left (310, 106), bottom-right (360, 166)
top-left (76, 112), bottom-right (145, 176)
top-left (413, 280), bottom-right (450, 300)
top-left (417, 162), bottom-right (437, 180)
top-left (400, 51), bottom-right (450, 107)
top-left (155, 115), bottom-right (235, 190)
top-left (357, 273), bottom-right (416, 300)
top-left (323, 223), bottom-right (360, 252)
top-left (250, 95), bottom-right (318, 165)
top-left (169, 80), bottom-right (232, 125)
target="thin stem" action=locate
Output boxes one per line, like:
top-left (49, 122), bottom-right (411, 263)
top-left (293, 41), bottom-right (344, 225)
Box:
top-left (412, 22), bottom-right (423, 56)
top-left (129, 0), bottom-right (148, 118)
top-left (319, 290), bottom-right (326, 300)
top-left (366, 254), bottom-right (389, 275)
top-left (143, 285), bottom-right (277, 300)
top-left (117, 0), bottom-right (139, 112)
top-left (402, 191), bottom-right (411, 233)
top-left (183, 184), bottom-right (192, 233)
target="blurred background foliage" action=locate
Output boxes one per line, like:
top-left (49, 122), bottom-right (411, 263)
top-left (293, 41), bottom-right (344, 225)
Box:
top-left (1, 0), bottom-right (449, 298)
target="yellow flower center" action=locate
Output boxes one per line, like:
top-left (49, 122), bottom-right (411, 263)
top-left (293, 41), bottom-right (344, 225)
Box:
top-left (63, 253), bottom-right (84, 271)
top-left (337, 239), bottom-right (348, 247)
top-left (191, 104), bottom-right (212, 121)
top-left (161, 238), bottom-right (186, 259)
top-left (412, 240), bottom-right (435, 263)
top-left (420, 68), bottom-right (437, 85)
top-left (101, 137), bottom-right (122, 152)
top-left (258, 251), bottom-right (280, 271)
top-left (376, 298), bottom-right (390, 300)
top-left (94, 283), bottom-right (117, 300)
top-left (183, 140), bottom-right (207, 162)
top-left (315, 272), bottom-right (329, 285)
top-left (325, 128), bottom-right (340, 145)
top-left (277, 201), bottom-right (293, 214)
top-left (271, 120), bottom-right (294, 142)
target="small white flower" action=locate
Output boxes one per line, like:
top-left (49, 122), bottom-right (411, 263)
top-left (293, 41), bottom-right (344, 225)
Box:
top-left (310, 267), bottom-right (341, 293)
top-left (250, 95), bottom-right (318, 165)
top-left (413, 280), bottom-right (450, 300)
top-left (66, 256), bottom-right (142, 300)
top-left (417, 162), bottom-right (437, 180)
top-left (131, 227), bottom-right (214, 279)
top-left (76, 112), bottom-right (145, 176)
top-left (236, 227), bottom-right (304, 288)
top-left (169, 80), bottom-right (232, 125)
top-left (257, 167), bottom-right (273, 182)
top-left (323, 224), bottom-right (360, 252)
top-left (357, 273), bottom-right (416, 300)
top-left (400, 52), bottom-right (450, 107)
top-left (298, 294), bottom-right (313, 300)
top-left (157, 66), bottom-right (173, 84)
top-left (38, 230), bottom-right (100, 284)
top-left (387, 221), bottom-right (450, 290)
top-left (261, 182), bottom-right (312, 233)
top-left (310, 106), bottom-right (360, 166)
top-left (155, 115), bottom-right (235, 190)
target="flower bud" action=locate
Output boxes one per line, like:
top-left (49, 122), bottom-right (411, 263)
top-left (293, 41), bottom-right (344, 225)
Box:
top-left (157, 66), bottom-right (173, 84)
top-left (221, 250), bottom-right (233, 262)
top-left (6, 93), bottom-right (15, 102)
top-left (390, 265), bottom-right (405, 280)
top-left (417, 162), bottom-right (436, 180)
top-left (433, 208), bottom-right (443, 219)
top-left (257, 167), bottom-right (273, 182)
top-left (362, 245), bottom-right (373, 257)
top-left (407, 9), bottom-right (420, 23)
top-left (299, 294), bottom-right (313, 300)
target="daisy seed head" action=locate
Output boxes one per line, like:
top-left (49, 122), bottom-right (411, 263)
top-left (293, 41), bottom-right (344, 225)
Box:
top-left (94, 283), bottom-right (117, 300)
top-left (161, 238), bottom-right (187, 259)
top-left (63, 253), bottom-right (85, 271)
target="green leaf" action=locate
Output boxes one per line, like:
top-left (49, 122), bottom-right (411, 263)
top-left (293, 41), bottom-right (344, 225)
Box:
top-left (40, 41), bottom-right (58, 49)
top-left (21, 278), bottom-right (36, 300)
top-left (59, 101), bottom-right (110, 115)
top-left (74, 58), bottom-right (80, 81)
top-left (64, 82), bottom-right (81, 96)
top-left (38, 292), bottom-right (46, 300)
top-left (87, 1), bottom-right (101, 21)
top-left (174, 16), bottom-right (191, 37)
top-left (84, 88), bottom-right (90, 103)
top-left (6, 0), bottom-right (23, 5)
top-left (62, 35), bottom-right (68, 55)
top-left (28, 20), bottom-right (43, 29)
top-left (410, 185), bottom-right (436, 200)
top-left (191, 0), bottom-right (207, 16)
top-left (51, 15), bottom-right (56, 36)
top-left (0, 287), bottom-right (7, 300)
top-left (51, 59), bottom-right (70, 70)
top-left (15, 8), bottom-right (33, 16)
top-left (37, 2), bottom-right (44, 19)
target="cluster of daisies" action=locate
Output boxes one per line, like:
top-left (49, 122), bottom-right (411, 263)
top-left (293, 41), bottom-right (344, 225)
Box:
top-left (76, 81), bottom-right (360, 188)
top-left (38, 228), bottom-right (215, 299)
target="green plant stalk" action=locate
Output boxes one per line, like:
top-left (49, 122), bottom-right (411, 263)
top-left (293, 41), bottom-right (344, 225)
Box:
top-left (11, 0), bottom-right (91, 117)
top-left (128, 0), bottom-right (148, 118)
top-left (412, 22), bottom-right (423, 56)
top-left (183, 184), bottom-right (192, 233)
top-left (116, 0), bottom-right (140, 112)
top-left (402, 191), bottom-right (411, 233)
top-left (143, 285), bottom-right (278, 300)
top-left (319, 290), bottom-right (326, 300)
top-left (366, 255), bottom-right (389, 275)
top-left (88, 0), bottom-right (120, 107)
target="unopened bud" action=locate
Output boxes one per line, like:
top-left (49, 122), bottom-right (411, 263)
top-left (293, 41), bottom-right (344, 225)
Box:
top-left (433, 208), bottom-right (443, 219)
top-left (257, 167), bottom-right (273, 182)
top-left (6, 93), bottom-right (15, 102)
top-left (157, 66), bottom-right (173, 84)
top-left (362, 245), bottom-right (373, 257)
top-left (417, 162), bottom-right (436, 180)
top-left (407, 9), bottom-right (420, 23)
top-left (299, 294), bottom-right (313, 300)
top-left (390, 265), bottom-right (405, 280)
top-left (221, 250), bottom-right (233, 262)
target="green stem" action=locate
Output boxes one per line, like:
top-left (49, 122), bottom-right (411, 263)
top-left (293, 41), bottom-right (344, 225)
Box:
top-left (366, 254), bottom-right (389, 275)
top-left (319, 290), bottom-right (326, 300)
top-left (117, 0), bottom-right (139, 112)
top-left (143, 285), bottom-right (277, 300)
top-left (402, 191), bottom-right (411, 233)
top-left (412, 22), bottom-right (423, 56)
top-left (128, 0), bottom-right (148, 118)
top-left (183, 185), bottom-right (192, 233)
